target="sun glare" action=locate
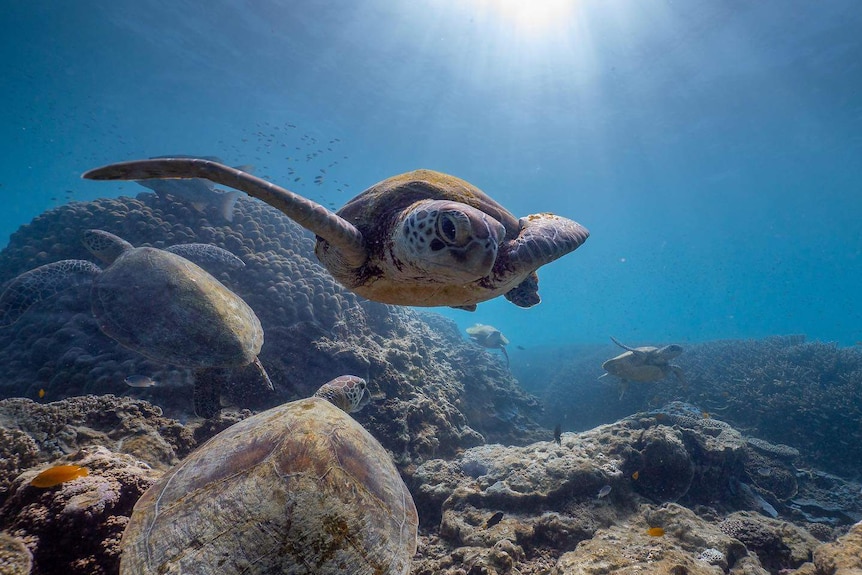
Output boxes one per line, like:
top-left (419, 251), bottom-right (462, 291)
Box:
top-left (475, 0), bottom-right (576, 37)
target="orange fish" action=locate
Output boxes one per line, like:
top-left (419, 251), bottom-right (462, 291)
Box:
top-left (38, 388), bottom-right (45, 399)
top-left (646, 527), bottom-right (665, 537)
top-left (632, 471), bottom-right (640, 480)
top-left (30, 465), bottom-right (89, 488)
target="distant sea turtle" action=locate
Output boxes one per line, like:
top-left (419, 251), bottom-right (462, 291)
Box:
top-left (0, 229), bottom-right (272, 417)
top-left (120, 375), bottom-right (418, 575)
top-left (466, 323), bottom-right (510, 366)
top-left (599, 336), bottom-right (685, 397)
top-left (84, 158), bottom-right (590, 310)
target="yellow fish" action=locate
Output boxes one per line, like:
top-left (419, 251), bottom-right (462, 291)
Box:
top-left (38, 388), bottom-right (45, 399)
top-left (30, 465), bottom-right (89, 488)
top-left (632, 470), bottom-right (640, 480)
top-left (646, 527), bottom-right (665, 537)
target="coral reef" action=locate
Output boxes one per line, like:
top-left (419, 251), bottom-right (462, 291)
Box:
top-left (0, 394), bottom-right (195, 505)
top-left (410, 406), bottom-right (861, 574)
top-left (0, 531), bottom-right (32, 575)
top-left (0, 397), bottom-right (859, 575)
top-left (807, 519), bottom-right (862, 575)
top-left (0, 193), bottom-right (543, 463)
top-left (516, 337), bottom-right (862, 477)
top-left (0, 446), bottom-right (160, 575)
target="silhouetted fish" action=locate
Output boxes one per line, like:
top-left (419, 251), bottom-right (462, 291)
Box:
top-left (485, 511), bottom-right (504, 528)
top-left (553, 423), bottom-right (562, 445)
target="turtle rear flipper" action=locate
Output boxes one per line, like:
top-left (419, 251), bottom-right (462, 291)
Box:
top-left (0, 260), bottom-right (101, 327)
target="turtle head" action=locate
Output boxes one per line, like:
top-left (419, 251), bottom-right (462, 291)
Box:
top-left (393, 200), bottom-right (506, 282)
top-left (313, 375), bottom-right (370, 413)
top-left (82, 229), bottom-right (134, 265)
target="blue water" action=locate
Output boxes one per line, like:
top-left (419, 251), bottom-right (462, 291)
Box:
top-left (1, 0), bottom-right (860, 347)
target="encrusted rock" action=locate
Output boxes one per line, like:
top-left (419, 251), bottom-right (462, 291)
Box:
top-left (0, 446), bottom-right (162, 575)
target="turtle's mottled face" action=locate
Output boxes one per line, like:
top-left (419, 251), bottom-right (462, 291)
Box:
top-left (313, 375), bottom-right (370, 413)
top-left (394, 200), bottom-right (506, 281)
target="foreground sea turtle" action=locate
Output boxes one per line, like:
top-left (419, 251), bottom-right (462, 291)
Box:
top-left (84, 159), bottom-right (590, 310)
top-left (0, 229), bottom-right (272, 417)
top-left (120, 375), bottom-right (418, 575)
top-left (466, 323), bottom-right (510, 366)
top-left (599, 336), bottom-right (685, 397)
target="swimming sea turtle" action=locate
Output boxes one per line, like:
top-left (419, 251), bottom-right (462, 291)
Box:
top-left (120, 375), bottom-right (418, 575)
top-left (599, 336), bottom-right (685, 397)
top-left (466, 323), bottom-right (510, 366)
top-left (84, 158), bottom-right (590, 310)
top-left (0, 229), bottom-right (272, 417)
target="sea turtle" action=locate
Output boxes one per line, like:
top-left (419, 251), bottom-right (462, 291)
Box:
top-left (599, 336), bottom-right (685, 397)
top-left (466, 323), bottom-right (510, 366)
top-left (120, 375), bottom-right (418, 575)
top-left (83, 158), bottom-right (590, 310)
top-left (0, 229), bottom-right (272, 417)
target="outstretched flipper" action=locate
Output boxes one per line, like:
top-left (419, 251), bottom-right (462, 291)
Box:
top-left (165, 243), bottom-right (245, 270)
top-left (504, 213), bottom-right (589, 274)
top-left (84, 158), bottom-right (368, 267)
top-left (0, 260), bottom-right (101, 327)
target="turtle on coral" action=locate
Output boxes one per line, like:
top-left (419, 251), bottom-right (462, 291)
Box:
top-left (119, 375), bottom-right (418, 575)
top-left (83, 158), bottom-right (590, 310)
top-left (0, 229), bottom-right (272, 418)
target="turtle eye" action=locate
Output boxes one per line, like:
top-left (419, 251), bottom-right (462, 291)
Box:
top-left (438, 212), bottom-right (470, 245)
top-left (439, 214), bottom-right (458, 243)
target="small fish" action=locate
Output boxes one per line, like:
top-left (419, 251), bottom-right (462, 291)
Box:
top-left (30, 465), bottom-right (89, 488)
top-left (125, 374), bottom-right (158, 388)
top-left (597, 485), bottom-right (612, 498)
top-left (553, 423), bottom-right (562, 445)
top-left (485, 511), bottom-right (504, 528)
top-left (38, 388), bottom-right (45, 399)
top-left (632, 470), bottom-right (640, 480)
top-left (516, 345), bottom-right (525, 350)
top-left (702, 411), bottom-right (711, 419)
top-left (646, 527), bottom-right (665, 537)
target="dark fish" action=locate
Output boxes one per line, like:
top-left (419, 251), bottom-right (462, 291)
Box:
top-left (553, 423), bottom-right (562, 445)
top-left (516, 345), bottom-right (525, 350)
top-left (485, 511), bottom-right (504, 528)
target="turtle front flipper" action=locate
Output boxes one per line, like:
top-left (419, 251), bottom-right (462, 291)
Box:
top-left (506, 213), bottom-right (589, 273)
top-left (165, 243), bottom-right (245, 270)
top-left (83, 158), bottom-right (368, 267)
top-left (504, 272), bottom-right (540, 308)
top-left (0, 260), bottom-right (101, 327)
